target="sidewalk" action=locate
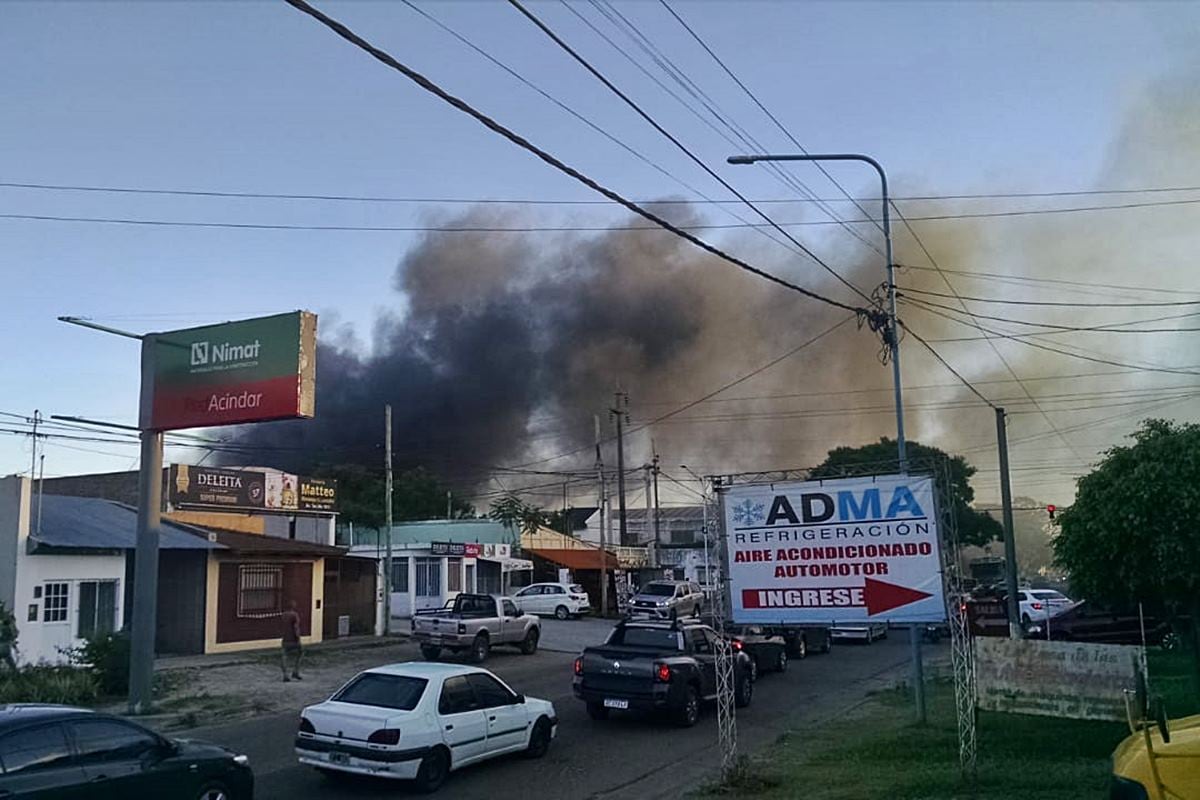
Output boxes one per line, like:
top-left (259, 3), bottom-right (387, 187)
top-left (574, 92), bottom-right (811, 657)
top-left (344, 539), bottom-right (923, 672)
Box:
top-left (154, 633), bottom-right (401, 672)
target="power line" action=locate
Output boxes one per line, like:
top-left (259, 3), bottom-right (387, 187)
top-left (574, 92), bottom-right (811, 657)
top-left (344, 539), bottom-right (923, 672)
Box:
top-left (505, 0), bottom-right (875, 306)
top-left (901, 296), bottom-right (1200, 334)
top-left (280, 1), bottom-right (882, 327)
top-left (897, 263), bottom-right (1200, 299)
top-left (6, 179), bottom-right (1200, 205)
top-left (898, 286), bottom-right (1200, 308)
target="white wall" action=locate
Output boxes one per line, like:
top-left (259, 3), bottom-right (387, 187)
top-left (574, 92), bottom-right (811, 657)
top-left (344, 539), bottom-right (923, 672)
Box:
top-left (0, 476), bottom-right (26, 613)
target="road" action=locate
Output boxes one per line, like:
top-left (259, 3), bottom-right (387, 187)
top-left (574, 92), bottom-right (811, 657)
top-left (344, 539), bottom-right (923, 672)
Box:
top-left (188, 633), bottom-right (931, 799)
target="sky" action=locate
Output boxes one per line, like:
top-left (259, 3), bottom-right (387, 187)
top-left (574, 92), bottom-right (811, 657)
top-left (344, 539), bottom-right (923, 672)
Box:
top-left (3, 0), bottom-right (1199, 506)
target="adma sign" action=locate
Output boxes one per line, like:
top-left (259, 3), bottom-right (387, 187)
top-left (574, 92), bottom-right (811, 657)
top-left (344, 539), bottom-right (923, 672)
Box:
top-left (724, 474), bottom-right (946, 625)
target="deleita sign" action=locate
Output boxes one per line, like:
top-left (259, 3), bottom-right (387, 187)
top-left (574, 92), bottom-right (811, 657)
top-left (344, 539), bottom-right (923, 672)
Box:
top-left (724, 474), bottom-right (946, 625)
top-left (139, 312), bottom-right (316, 431)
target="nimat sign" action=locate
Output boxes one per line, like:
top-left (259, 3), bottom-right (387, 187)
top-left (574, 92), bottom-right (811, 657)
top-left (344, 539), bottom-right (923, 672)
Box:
top-left (724, 474), bottom-right (946, 624)
top-left (140, 311), bottom-right (316, 430)
top-left (976, 638), bottom-right (1140, 721)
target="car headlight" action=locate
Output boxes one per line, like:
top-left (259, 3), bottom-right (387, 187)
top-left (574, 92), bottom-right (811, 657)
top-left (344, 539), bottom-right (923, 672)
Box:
top-left (232, 754), bottom-right (249, 766)
top-left (657, 600), bottom-right (668, 606)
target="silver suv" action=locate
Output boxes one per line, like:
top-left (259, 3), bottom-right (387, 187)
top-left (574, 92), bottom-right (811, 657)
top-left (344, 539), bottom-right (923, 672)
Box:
top-left (628, 580), bottom-right (704, 619)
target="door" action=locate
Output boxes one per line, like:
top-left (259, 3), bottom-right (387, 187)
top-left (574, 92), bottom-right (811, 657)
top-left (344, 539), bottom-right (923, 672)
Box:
top-left (500, 599), bottom-right (522, 642)
top-left (0, 723), bottom-right (88, 800)
top-left (414, 558), bottom-right (443, 612)
top-left (69, 719), bottom-right (176, 799)
top-left (437, 676), bottom-right (488, 766)
top-left (688, 628), bottom-right (718, 698)
top-left (514, 586), bottom-right (545, 615)
top-left (467, 673), bottom-right (528, 755)
top-left (77, 580), bottom-right (118, 640)
top-left (544, 585), bottom-right (568, 615)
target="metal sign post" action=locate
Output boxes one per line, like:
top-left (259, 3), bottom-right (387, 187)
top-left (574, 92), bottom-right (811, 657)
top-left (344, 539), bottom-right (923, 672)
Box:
top-left (713, 482), bottom-right (737, 779)
top-left (128, 338), bottom-right (163, 712)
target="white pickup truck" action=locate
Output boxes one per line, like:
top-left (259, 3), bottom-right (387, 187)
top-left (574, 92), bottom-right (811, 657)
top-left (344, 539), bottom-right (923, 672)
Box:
top-left (411, 593), bottom-right (541, 663)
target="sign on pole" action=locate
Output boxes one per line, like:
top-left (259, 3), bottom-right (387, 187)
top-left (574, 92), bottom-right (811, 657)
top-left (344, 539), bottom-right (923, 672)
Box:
top-left (724, 474), bottom-right (946, 624)
top-left (140, 311), bottom-right (316, 431)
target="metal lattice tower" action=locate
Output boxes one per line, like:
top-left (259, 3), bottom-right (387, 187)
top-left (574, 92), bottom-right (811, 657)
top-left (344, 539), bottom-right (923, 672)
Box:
top-left (708, 477), bottom-right (738, 779)
top-left (936, 458), bottom-right (977, 778)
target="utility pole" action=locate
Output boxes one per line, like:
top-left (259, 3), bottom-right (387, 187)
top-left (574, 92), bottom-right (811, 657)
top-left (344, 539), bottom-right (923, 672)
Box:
top-left (996, 407), bottom-right (1021, 637)
top-left (643, 462), bottom-right (653, 550)
top-left (561, 480), bottom-right (569, 537)
top-left (36, 454), bottom-right (45, 536)
top-left (384, 405), bottom-right (393, 636)
top-left (652, 448), bottom-right (661, 548)
top-left (594, 415), bottom-right (608, 617)
top-left (611, 392), bottom-right (629, 546)
top-left (29, 409), bottom-right (40, 481)
top-left (446, 490), bottom-right (452, 520)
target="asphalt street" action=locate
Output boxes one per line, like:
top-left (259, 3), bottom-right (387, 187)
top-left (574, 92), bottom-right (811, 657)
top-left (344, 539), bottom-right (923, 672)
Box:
top-left (188, 633), bottom-right (931, 800)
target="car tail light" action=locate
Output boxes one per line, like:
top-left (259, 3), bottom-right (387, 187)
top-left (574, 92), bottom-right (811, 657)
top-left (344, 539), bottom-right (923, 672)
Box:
top-left (574, 657), bottom-right (583, 676)
top-left (731, 639), bottom-right (744, 651)
top-left (1031, 602), bottom-right (1043, 610)
top-left (367, 729), bottom-right (401, 746)
top-left (458, 623), bottom-right (467, 634)
top-left (656, 663), bottom-right (672, 683)
top-left (299, 717), bottom-right (315, 734)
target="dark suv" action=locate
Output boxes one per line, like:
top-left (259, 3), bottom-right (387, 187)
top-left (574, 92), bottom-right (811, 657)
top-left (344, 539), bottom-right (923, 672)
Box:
top-left (0, 704), bottom-right (253, 799)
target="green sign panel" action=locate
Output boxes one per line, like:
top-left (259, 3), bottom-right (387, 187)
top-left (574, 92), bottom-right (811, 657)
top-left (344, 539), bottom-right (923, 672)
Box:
top-left (140, 311), bottom-right (316, 431)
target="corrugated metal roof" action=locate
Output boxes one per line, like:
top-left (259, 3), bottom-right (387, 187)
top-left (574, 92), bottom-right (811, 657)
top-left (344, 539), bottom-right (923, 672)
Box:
top-left (34, 495), bottom-right (222, 551)
top-left (525, 548), bottom-right (620, 570)
top-left (208, 528), bottom-right (345, 556)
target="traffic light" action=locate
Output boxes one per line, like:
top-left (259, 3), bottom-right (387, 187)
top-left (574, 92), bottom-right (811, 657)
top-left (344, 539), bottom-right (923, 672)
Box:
top-left (1047, 504), bottom-right (1056, 520)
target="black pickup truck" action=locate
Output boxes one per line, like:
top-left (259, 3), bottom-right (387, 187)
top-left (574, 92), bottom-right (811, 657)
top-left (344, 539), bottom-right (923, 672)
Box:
top-left (572, 618), bottom-right (754, 727)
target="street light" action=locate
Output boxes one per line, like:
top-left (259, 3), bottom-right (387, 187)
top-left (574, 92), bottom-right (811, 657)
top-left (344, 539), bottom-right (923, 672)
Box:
top-left (679, 465), bottom-right (712, 594)
top-left (726, 153), bottom-right (905, 469)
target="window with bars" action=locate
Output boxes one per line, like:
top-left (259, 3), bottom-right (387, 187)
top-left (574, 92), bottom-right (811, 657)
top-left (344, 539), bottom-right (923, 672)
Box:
top-left (42, 582), bottom-right (68, 623)
top-left (415, 558), bottom-right (441, 598)
top-left (237, 565), bottom-right (283, 618)
top-left (391, 558), bottom-right (409, 593)
top-left (447, 558), bottom-right (462, 593)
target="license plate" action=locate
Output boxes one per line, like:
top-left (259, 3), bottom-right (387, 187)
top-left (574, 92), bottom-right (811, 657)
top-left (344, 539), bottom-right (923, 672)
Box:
top-left (603, 698), bottom-right (629, 710)
top-left (329, 752), bottom-right (349, 765)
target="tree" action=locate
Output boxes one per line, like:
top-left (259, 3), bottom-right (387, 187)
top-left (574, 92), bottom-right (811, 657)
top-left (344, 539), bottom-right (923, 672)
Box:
top-left (489, 494), bottom-right (546, 537)
top-left (312, 464), bottom-right (474, 530)
top-left (810, 437), bottom-right (1003, 548)
top-left (1053, 419), bottom-right (1200, 691)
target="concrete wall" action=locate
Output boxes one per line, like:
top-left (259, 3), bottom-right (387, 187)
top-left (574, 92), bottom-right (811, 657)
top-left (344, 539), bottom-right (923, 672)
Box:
top-left (202, 553), bottom-right (324, 655)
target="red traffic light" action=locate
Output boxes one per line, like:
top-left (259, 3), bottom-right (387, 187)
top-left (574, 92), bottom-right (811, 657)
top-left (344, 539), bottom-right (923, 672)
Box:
top-left (1047, 504), bottom-right (1056, 519)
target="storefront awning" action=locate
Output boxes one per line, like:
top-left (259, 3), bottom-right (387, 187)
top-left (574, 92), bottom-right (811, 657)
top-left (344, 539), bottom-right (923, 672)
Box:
top-left (525, 548), bottom-right (620, 570)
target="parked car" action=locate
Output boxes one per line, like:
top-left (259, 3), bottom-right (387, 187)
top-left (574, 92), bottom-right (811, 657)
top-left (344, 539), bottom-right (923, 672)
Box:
top-left (726, 625), bottom-right (788, 679)
top-left (755, 623), bottom-right (832, 659)
top-left (965, 594), bottom-right (1010, 637)
top-left (627, 581), bottom-right (704, 619)
top-left (0, 704), bottom-right (253, 799)
top-left (296, 663), bottom-right (556, 792)
top-left (830, 621), bottom-right (888, 644)
top-left (512, 582), bottom-right (591, 620)
top-left (1028, 601), bottom-right (1173, 646)
top-left (572, 618), bottom-right (754, 727)
top-left (412, 593), bottom-right (540, 663)
top-left (1016, 588), bottom-right (1073, 626)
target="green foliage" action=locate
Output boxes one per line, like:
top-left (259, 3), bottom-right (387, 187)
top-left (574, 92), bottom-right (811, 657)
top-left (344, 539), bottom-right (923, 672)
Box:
top-left (1054, 419), bottom-right (1200, 609)
top-left (70, 631), bottom-right (130, 696)
top-left (0, 666), bottom-right (98, 706)
top-left (811, 438), bottom-right (1003, 547)
top-left (0, 602), bottom-right (17, 669)
top-left (313, 464), bottom-right (475, 529)
top-left (488, 494), bottom-right (546, 536)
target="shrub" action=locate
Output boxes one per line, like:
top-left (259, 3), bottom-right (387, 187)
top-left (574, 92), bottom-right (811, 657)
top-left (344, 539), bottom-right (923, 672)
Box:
top-left (0, 666), bottom-right (98, 705)
top-left (71, 631), bottom-right (131, 696)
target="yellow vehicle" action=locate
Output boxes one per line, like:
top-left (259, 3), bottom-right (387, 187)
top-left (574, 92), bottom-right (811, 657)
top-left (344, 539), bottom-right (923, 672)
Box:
top-left (1110, 697), bottom-right (1200, 800)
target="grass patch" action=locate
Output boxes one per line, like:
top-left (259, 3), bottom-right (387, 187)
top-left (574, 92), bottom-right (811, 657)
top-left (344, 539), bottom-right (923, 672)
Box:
top-left (707, 680), bottom-right (1129, 800)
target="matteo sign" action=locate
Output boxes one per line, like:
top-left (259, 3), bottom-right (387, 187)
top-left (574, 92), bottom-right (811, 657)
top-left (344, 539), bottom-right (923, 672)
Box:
top-left (139, 311), bottom-right (316, 431)
top-left (724, 474), bottom-right (947, 625)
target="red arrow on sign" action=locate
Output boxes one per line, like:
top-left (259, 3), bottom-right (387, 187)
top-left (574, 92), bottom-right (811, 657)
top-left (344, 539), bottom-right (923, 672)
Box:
top-left (864, 578), bottom-right (932, 616)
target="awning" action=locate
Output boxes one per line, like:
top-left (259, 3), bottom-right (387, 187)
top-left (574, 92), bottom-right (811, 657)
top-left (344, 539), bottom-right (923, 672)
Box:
top-left (525, 548), bottom-right (620, 570)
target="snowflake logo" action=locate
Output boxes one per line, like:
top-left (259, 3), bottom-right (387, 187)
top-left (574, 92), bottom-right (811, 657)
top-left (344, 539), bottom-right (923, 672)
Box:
top-left (732, 499), bottom-right (766, 526)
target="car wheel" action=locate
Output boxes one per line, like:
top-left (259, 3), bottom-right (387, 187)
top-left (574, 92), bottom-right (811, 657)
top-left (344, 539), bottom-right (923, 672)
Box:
top-left (776, 649), bottom-right (789, 673)
top-left (196, 784), bottom-right (230, 800)
top-left (735, 672), bottom-right (753, 709)
top-left (420, 644), bottom-right (442, 660)
top-left (586, 702), bottom-right (609, 721)
top-left (470, 634), bottom-right (490, 664)
top-left (413, 746), bottom-right (451, 793)
top-left (674, 685), bottom-right (701, 727)
top-left (525, 717), bottom-right (553, 759)
top-left (748, 657), bottom-right (758, 683)
top-left (520, 628), bottom-right (539, 655)
top-left (795, 637), bottom-right (808, 660)
top-left (555, 605), bottom-right (570, 620)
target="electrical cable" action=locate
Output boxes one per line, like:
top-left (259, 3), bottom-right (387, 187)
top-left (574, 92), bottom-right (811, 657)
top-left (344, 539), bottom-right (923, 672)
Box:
top-left (898, 286), bottom-right (1200, 308)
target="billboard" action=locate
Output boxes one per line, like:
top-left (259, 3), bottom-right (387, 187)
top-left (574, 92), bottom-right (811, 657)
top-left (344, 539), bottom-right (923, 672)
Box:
top-left (140, 311), bottom-right (316, 431)
top-left (724, 474), bottom-right (946, 624)
top-left (169, 464), bottom-right (336, 515)
top-left (430, 542), bottom-right (483, 557)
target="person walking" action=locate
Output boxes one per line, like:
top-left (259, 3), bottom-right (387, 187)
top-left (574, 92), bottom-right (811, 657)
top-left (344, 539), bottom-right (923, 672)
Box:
top-left (281, 600), bottom-right (303, 682)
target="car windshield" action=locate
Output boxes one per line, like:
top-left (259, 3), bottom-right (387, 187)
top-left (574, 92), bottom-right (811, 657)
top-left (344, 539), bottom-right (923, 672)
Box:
top-left (608, 627), bottom-right (682, 649)
top-left (333, 674), bottom-right (427, 710)
top-left (641, 584), bottom-right (676, 597)
top-left (569, 584), bottom-right (586, 594)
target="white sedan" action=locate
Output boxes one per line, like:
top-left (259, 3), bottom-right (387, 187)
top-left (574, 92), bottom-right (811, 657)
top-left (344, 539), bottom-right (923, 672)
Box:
top-left (295, 662), bottom-right (557, 792)
top-left (512, 582), bottom-right (592, 619)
